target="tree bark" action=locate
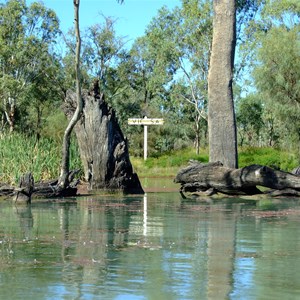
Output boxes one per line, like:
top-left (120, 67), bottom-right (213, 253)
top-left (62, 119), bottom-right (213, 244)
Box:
top-left (58, 0), bottom-right (83, 188)
top-left (207, 0), bottom-right (238, 168)
top-left (63, 89), bottom-right (144, 194)
top-left (1, 171), bottom-right (79, 199)
top-left (13, 173), bottom-right (34, 204)
top-left (175, 161), bottom-right (300, 196)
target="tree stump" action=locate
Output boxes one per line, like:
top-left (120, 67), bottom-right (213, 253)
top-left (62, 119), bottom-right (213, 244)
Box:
top-left (13, 173), bottom-right (34, 204)
top-left (63, 89), bottom-right (144, 194)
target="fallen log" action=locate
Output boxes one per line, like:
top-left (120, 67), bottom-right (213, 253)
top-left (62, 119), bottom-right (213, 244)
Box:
top-left (175, 161), bottom-right (300, 197)
top-left (32, 169), bottom-right (80, 198)
top-left (0, 170), bottom-right (79, 201)
top-left (0, 183), bottom-right (14, 196)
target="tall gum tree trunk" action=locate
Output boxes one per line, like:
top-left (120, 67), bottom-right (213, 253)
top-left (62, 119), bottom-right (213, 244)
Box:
top-left (208, 0), bottom-right (238, 169)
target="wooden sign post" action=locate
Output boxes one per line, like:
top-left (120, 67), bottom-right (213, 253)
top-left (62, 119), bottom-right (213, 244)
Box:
top-left (128, 116), bottom-right (164, 160)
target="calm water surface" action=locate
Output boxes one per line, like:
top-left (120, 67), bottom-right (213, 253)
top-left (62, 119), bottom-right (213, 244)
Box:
top-left (1, 186), bottom-right (300, 299)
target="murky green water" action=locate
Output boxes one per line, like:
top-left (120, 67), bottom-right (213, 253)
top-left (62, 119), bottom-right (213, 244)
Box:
top-left (1, 190), bottom-right (300, 299)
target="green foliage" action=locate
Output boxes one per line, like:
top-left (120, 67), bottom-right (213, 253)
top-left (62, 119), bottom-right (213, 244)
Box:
top-left (41, 110), bottom-right (69, 142)
top-left (255, 27), bottom-right (300, 107)
top-left (131, 147), bottom-right (209, 176)
top-left (236, 94), bottom-right (264, 146)
top-left (253, 15), bottom-right (300, 146)
top-left (235, 0), bottom-right (300, 150)
top-left (0, 0), bottom-right (299, 180)
top-left (0, 0), bottom-right (61, 133)
top-left (239, 147), bottom-right (298, 171)
top-left (0, 132), bottom-right (297, 183)
top-left (0, 133), bottom-right (82, 184)
top-left (131, 146), bottom-right (298, 178)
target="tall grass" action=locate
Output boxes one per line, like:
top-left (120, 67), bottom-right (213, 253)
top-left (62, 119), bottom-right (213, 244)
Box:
top-left (0, 133), bottom-right (82, 184)
top-left (1, 133), bottom-right (298, 184)
top-left (239, 147), bottom-right (298, 171)
top-left (131, 146), bottom-right (299, 177)
top-left (130, 148), bottom-right (209, 177)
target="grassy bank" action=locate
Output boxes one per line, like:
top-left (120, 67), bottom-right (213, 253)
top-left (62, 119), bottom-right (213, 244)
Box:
top-left (130, 148), bottom-right (209, 177)
top-left (131, 147), bottom-right (299, 177)
top-left (0, 133), bottom-right (298, 184)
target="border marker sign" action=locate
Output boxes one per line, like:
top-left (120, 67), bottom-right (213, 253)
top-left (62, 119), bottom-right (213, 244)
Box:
top-left (128, 117), bottom-right (164, 160)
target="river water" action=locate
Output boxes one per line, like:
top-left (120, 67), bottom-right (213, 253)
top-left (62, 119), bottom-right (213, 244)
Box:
top-left (1, 182), bottom-right (300, 299)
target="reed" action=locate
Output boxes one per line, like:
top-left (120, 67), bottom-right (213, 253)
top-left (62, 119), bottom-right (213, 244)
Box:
top-left (0, 133), bottom-right (82, 184)
top-left (1, 134), bottom-right (297, 185)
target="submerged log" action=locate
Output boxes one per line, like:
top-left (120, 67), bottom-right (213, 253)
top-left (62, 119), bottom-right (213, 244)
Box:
top-left (63, 88), bottom-right (144, 194)
top-left (175, 161), bottom-right (300, 196)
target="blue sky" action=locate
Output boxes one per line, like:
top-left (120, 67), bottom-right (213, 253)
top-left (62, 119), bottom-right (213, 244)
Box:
top-left (28, 0), bottom-right (181, 45)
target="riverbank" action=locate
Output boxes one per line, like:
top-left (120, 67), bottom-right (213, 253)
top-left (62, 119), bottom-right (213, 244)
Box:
top-left (0, 133), bottom-right (298, 184)
top-left (131, 146), bottom-right (298, 178)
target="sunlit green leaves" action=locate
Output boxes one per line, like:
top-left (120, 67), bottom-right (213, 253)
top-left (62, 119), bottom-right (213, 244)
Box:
top-left (0, 133), bottom-right (82, 184)
top-left (0, 0), bottom-right (61, 134)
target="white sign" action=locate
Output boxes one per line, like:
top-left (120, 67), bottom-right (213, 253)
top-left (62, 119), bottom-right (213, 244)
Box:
top-left (128, 118), bottom-right (164, 125)
top-left (128, 117), bottom-right (164, 160)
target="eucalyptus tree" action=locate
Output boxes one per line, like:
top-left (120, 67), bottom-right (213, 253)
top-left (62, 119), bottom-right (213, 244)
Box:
top-left (208, 0), bottom-right (238, 168)
top-left (84, 16), bottom-right (129, 94)
top-left (0, 0), bottom-right (60, 133)
top-left (22, 54), bottom-right (63, 139)
top-left (170, 0), bottom-right (212, 154)
top-left (128, 1), bottom-right (213, 154)
top-left (253, 0), bottom-right (300, 148)
top-left (120, 17), bottom-right (188, 153)
top-left (128, 34), bottom-right (177, 112)
top-left (204, 0), bottom-right (264, 167)
top-left (63, 14), bottom-right (131, 118)
top-left (236, 94), bottom-right (263, 147)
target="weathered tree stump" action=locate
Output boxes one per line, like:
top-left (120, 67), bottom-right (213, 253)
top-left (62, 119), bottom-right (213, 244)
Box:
top-left (13, 173), bottom-right (34, 204)
top-left (63, 88), bottom-right (144, 194)
top-left (175, 161), bottom-right (300, 197)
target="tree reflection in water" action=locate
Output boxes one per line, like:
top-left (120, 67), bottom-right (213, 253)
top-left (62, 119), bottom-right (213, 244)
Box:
top-left (0, 193), bottom-right (300, 299)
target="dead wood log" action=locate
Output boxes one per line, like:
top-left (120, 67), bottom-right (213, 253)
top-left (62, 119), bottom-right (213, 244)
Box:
top-left (0, 184), bottom-right (14, 196)
top-left (33, 180), bottom-right (77, 198)
top-left (32, 170), bottom-right (79, 198)
top-left (0, 171), bottom-right (79, 200)
top-left (175, 161), bottom-right (300, 196)
top-left (13, 173), bottom-right (34, 204)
